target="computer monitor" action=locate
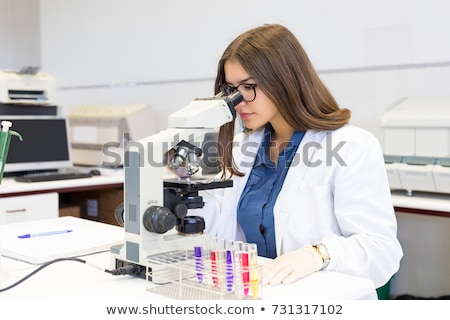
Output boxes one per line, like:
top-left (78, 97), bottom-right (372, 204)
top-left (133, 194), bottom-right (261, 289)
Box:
top-left (1, 117), bottom-right (72, 174)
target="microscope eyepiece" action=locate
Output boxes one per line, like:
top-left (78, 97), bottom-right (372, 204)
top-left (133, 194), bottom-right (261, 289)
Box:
top-left (223, 91), bottom-right (243, 119)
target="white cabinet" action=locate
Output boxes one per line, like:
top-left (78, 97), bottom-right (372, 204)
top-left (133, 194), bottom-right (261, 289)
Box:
top-left (0, 193), bottom-right (58, 224)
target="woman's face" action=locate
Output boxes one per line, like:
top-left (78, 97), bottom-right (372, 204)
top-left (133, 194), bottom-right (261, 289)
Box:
top-left (224, 60), bottom-right (283, 130)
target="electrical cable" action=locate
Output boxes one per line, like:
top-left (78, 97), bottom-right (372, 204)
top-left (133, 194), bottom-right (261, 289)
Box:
top-left (110, 263), bottom-right (145, 276)
top-left (0, 257), bottom-right (113, 293)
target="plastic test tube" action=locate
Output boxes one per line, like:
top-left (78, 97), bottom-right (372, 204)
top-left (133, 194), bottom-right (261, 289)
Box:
top-left (248, 243), bottom-right (259, 298)
top-left (215, 237), bottom-right (228, 291)
top-left (224, 239), bottom-right (236, 292)
top-left (233, 240), bottom-right (244, 278)
top-left (240, 242), bottom-right (251, 297)
top-left (207, 235), bottom-right (219, 288)
top-left (193, 234), bottom-right (205, 283)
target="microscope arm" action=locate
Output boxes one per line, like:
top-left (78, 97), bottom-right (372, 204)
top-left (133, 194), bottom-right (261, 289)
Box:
top-left (115, 92), bottom-right (242, 267)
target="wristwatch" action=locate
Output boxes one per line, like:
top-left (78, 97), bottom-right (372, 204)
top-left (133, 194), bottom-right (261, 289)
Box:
top-left (313, 243), bottom-right (330, 269)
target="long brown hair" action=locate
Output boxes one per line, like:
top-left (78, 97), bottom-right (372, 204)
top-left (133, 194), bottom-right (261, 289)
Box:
top-left (214, 24), bottom-right (351, 178)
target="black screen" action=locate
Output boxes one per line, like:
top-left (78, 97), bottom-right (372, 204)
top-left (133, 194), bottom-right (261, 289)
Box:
top-left (3, 118), bottom-right (70, 164)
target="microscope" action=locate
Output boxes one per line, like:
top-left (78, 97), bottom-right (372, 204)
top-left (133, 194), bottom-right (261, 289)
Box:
top-left (110, 91), bottom-right (242, 282)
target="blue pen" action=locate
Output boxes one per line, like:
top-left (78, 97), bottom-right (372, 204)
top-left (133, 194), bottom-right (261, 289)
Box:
top-left (17, 229), bottom-right (73, 239)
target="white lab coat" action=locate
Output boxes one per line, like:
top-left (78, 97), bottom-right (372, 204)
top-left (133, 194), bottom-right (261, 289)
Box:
top-left (198, 124), bottom-right (403, 288)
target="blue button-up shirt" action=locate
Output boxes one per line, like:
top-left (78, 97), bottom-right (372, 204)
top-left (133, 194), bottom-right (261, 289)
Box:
top-left (237, 124), bottom-right (305, 258)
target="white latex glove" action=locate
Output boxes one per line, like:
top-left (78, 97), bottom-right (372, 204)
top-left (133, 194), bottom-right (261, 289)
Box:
top-left (262, 245), bottom-right (324, 285)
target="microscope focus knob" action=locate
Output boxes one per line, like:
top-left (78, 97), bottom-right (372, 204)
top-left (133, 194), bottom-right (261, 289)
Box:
top-left (173, 203), bottom-right (188, 219)
top-left (114, 202), bottom-right (125, 227)
top-left (176, 215), bottom-right (205, 234)
top-left (143, 206), bottom-right (176, 234)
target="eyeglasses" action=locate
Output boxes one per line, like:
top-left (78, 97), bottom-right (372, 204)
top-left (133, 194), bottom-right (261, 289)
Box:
top-left (219, 83), bottom-right (257, 102)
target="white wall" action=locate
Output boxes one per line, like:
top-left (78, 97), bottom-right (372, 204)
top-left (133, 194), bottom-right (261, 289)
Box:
top-left (0, 0), bottom-right (40, 70)
top-left (0, 0), bottom-right (12, 68)
top-left (38, 0), bottom-right (450, 136)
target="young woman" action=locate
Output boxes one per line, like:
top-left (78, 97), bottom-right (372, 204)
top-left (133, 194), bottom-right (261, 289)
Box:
top-left (198, 24), bottom-right (402, 289)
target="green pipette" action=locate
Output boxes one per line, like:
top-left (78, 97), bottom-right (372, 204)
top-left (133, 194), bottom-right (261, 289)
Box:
top-left (0, 120), bottom-right (23, 184)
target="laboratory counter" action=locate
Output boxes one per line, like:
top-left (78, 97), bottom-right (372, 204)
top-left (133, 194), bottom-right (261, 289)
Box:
top-left (1, 169), bottom-right (448, 217)
top-left (1, 175), bottom-right (449, 300)
top-left (0, 252), bottom-right (377, 300)
top-left (0, 168), bottom-right (123, 198)
top-left (391, 190), bottom-right (450, 217)
top-left (0, 217), bottom-right (377, 300)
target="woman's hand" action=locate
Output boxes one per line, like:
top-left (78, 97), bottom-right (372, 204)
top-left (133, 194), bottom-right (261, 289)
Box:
top-left (262, 245), bottom-right (324, 285)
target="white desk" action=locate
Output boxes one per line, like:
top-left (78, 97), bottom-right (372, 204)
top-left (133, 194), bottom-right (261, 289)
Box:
top-left (1, 169), bottom-right (448, 216)
top-left (0, 169), bottom-right (124, 197)
top-left (2, 176), bottom-right (448, 300)
top-left (391, 190), bottom-right (450, 217)
top-left (0, 218), bottom-right (377, 300)
top-left (0, 169), bottom-right (125, 225)
top-left (0, 253), bottom-right (377, 300)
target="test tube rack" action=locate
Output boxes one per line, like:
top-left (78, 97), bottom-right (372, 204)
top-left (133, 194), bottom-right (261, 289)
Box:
top-left (146, 248), bottom-right (262, 300)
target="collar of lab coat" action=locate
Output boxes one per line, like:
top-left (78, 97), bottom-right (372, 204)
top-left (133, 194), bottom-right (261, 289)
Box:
top-left (218, 127), bottom-right (329, 243)
top-left (232, 127), bottom-right (327, 189)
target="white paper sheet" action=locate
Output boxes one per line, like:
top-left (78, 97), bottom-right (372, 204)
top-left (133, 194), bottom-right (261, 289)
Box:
top-left (0, 216), bottom-right (124, 264)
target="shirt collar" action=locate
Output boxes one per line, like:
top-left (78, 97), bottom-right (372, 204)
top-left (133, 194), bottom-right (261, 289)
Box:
top-left (255, 124), bottom-right (305, 166)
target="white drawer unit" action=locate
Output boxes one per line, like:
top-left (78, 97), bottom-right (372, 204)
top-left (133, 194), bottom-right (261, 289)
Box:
top-left (0, 193), bottom-right (58, 224)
